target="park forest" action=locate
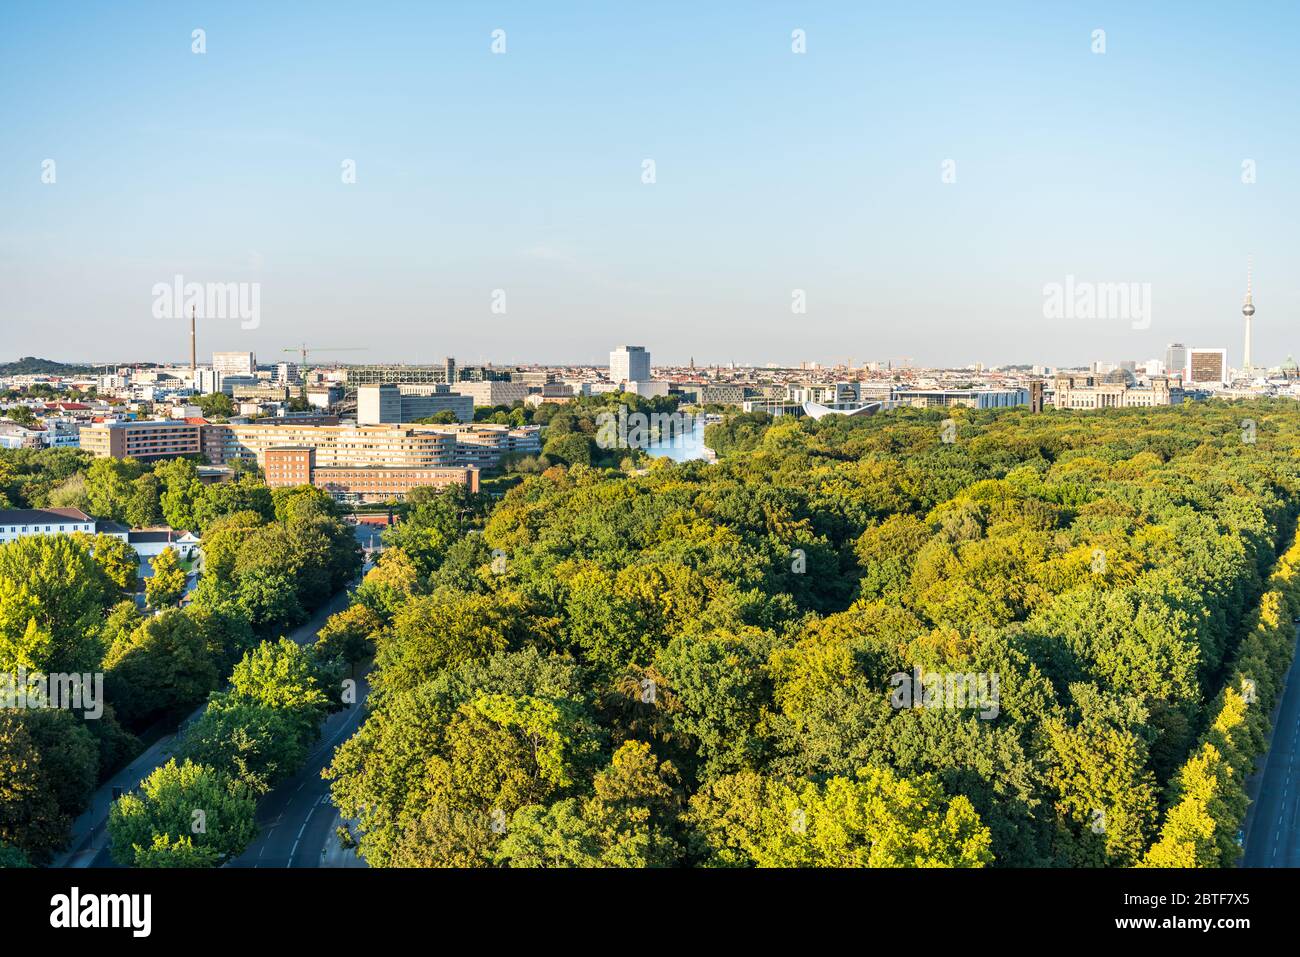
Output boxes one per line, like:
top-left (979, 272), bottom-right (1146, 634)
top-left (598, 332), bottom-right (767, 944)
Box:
top-left (4, 398), bottom-right (1300, 867)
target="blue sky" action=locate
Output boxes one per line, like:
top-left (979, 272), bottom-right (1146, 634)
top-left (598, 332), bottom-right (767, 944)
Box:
top-left (2, 1), bottom-right (1296, 368)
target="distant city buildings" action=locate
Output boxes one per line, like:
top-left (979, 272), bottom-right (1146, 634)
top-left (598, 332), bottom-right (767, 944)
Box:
top-left (893, 388), bottom-right (1030, 409)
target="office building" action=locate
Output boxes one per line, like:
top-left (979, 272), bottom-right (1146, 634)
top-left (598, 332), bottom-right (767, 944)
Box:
top-left (1165, 343), bottom-right (1188, 378)
top-left (356, 383), bottom-right (474, 424)
top-left (203, 423), bottom-right (457, 469)
top-left (701, 385), bottom-right (749, 406)
top-left (202, 421), bottom-right (539, 471)
top-left (1186, 348), bottom-right (1228, 386)
top-left (893, 389), bottom-right (1030, 409)
top-left (451, 381), bottom-right (531, 407)
top-left (212, 352), bottom-right (257, 377)
top-left (1028, 380), bottom-right (1044, 413)
top-left (345, 357), bottom-right (468, 388)
top-left (274, 362), bottom-right (301, 386)
top-left (263, 446), bottom-right (480, 503)
top-left (610, 346), bottom-right (651, 385)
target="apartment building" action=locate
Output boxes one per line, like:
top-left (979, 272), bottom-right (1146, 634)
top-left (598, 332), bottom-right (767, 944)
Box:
top-left (81, 420), bottom-right (203, 459)
top-left (0, 422), bottom-right (45, 449)
top-left (427, 424), bottom-right (542, 467)
top-left (203, 422), bottom-right (457, 468)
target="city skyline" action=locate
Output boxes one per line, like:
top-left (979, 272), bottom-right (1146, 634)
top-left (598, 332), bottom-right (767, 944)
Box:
top-left (3, 2), bottom-right (1296, 367)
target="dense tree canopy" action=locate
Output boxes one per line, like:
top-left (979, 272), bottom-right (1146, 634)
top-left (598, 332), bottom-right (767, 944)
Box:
top-left (327, 399), bottom-right (1300, 867)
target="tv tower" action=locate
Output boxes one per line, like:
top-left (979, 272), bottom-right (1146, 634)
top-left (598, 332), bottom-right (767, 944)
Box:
top-left (1242, 258), bottom-right (1255, 373)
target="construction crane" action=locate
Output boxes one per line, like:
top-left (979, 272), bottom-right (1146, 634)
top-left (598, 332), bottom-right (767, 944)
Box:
top-left (283, 343), bottom-right (367, 369)
top-left (282, 344), bottom-right (367, 399)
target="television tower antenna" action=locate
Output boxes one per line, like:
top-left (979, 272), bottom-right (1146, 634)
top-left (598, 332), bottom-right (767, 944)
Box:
top-left (1242, 256), bottom-right (1256, 373)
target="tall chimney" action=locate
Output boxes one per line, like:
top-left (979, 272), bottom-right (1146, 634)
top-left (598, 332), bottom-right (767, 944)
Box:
top-left (190, 304), bottom-right (196, 373)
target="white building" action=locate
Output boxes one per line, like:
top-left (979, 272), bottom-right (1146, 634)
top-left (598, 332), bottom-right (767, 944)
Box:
top-left (623, 380), bottom-right (670, 399)
top-left (610, 346), bottom-right (650, 385)
top-left (0, 508), bottom-right (98, 544)
top-left (451, 381), bottom-right (530, 407)
top-left (213, 352), bottom-right (257, 377)
top-left (274, 362), bottom-right (301, 386)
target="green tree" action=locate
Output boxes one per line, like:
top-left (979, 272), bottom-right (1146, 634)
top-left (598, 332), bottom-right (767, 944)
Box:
top-left (686, 766), bottom-right (993, 867)
top-left (0, 716), bottom-right (63, 862)
top-left (496, 741), bottom-right (683, 867)
top-left (125, 473), bottom-right (164, 528)
top-left (226, 638), bottom-right (334, 747)
top-left (103, 609), bottom-right (219, 728)
top-left (315, 603), bottom-right (382, 669)
top-left (0, 535), bottom-right (113, 672)
top-left (145, 547), bottom-right (187, 609)
top-left (107, 759), bottom-right (257, 867)
top-left (180, 698), bottom-right (309, 796)
top-left (84, 457), bottom-right (146, 522)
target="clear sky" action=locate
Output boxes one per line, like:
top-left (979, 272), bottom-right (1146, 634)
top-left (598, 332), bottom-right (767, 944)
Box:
top-left (2, 1), bottom-right (1296, 369)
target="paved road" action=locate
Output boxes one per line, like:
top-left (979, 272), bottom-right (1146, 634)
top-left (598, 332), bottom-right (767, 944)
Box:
top-left (56, 584), bottom-right (358, 868)
top-left (1243, 625), bottom-right (1300, 867)
top-left (228, 670), bottom-right (370, 868)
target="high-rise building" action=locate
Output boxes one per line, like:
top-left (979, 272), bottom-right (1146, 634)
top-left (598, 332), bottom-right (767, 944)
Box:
top-left (274, 362), bottom-right (301, 386)
top-left (1187, 348), bottom-right (1228, 386)
top-left (1165, 343), bottom-right (1188, 378)
top-left (610, 346), bottom-right (650, 385)
top-left (212, 351), bottom-right (257, 376)
top-left (1029, 380), bottom-right (1044, 413)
